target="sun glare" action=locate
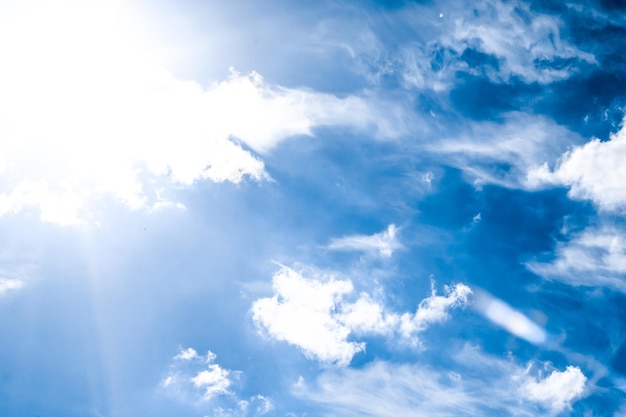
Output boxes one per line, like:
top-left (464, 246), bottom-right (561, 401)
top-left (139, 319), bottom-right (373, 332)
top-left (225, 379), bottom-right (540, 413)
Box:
top-left (0, 1), bottom-right (180, 224)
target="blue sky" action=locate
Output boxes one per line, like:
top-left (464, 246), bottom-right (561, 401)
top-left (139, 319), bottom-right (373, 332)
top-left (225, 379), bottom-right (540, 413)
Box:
top-left (1, 0), bottom-right (626, 415)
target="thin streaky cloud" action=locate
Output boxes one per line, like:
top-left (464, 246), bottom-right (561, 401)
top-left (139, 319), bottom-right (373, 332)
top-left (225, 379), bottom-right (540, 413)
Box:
top-left (327, 224), bottom-right (402, 258)
top-left (296, 345), bottom-right (587, 416)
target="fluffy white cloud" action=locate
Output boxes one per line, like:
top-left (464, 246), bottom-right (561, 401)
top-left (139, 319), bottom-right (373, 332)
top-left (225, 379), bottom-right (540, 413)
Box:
top-left (527, 227), bottom-right (626, 291)
top-left (163, 347), bottom-right (272, 416)
top-left (251, 266), bottom-right (365, 366)
top-left (528, 119), bottom-right (626, 212)
top-left (174, 347), bottom-right (201, 361)
top-left (192, 365), bottom-right (232, 400)
top-left (0, 277), bottom-right (23, 295)
top-left (164, 348), bottom-right (233, 400)
top-left (0, 1), bottom-right (411, 226)
top-left (251, 265), bottom-right (471, 365)
top-left (295, 345), bottom-right (588, 416)
top-left (327, 224), bottom-right (402, 258)
top-left (519, 366), bottom-right (587, 413)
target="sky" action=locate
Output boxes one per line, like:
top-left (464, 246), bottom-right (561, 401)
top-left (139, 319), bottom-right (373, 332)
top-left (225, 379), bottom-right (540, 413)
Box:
top-left (1, 0), bottom-right (626, 416)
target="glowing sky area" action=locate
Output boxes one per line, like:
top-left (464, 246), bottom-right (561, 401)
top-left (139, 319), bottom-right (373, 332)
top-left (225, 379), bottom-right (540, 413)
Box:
top-left (2, 0), bottom-right (626, 416)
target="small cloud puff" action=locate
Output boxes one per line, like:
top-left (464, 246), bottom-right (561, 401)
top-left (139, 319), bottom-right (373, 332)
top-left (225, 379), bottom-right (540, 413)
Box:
top-left (327, 224), bottom-right (402, 258)
top-left (165, 348), bottom-right (232, 400)
top-left (163, 347), bottom-right (272, 417)
top-left (399, 280), bottom-right (472, 346)
top-left (0, 277), bottom-right (23, 295)
top-left (519, 365), bottom-right (587, 413)
top-left (174, 347), bottom-right (201, 361)
top-left (251, 265), bottom-right (471, 365)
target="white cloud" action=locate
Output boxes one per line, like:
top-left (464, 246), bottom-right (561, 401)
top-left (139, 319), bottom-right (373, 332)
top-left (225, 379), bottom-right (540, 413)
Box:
top-left (296, 345), bottom-right (588, 416)
top-left (251, 265), bottom-right (471, 365)
top-left (445, 0), bottom-right (594, 84)
top-left (0, 277), bottom-right (23, 295)
top-left (165, 348), bottom-right (233, 401)
top-left (339, 293), bottom-right (398, 335)
top-left (427, 112), bottom-right (582, 189)
top-left (251, 266), bottom-right (364, 366)
top-left (211, 396), bottom-right (273, 417)
top-left (397, 0), bottom-right (594, 91)
top-left (163, 347), bottom-right (272, 417)
top-left (527, 227), bottom-right (626, 291)
top-left (0, 1), bottom-right (411, 226)
top-left (519, 366), bottom-right (587, 413)
top-left (327, 224), bottom-right (402, 258)
top-left (527, 119), bottom-right (626, 212)
top-left (297, 361), bottom-right (479, 417)
top-left (305, 0), bottom-right (592, 94)
top-left (399, 280), bottom-right (472, 345)
top-left (174, 347), bottom-right (201, 361)
top-left (192, 364), bottom-right (232, 400)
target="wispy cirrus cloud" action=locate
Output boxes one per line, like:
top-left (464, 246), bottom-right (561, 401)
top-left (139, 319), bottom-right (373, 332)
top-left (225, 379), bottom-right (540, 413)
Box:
top-left (295, 345), bottom-right (587, 416)
top-left (327, 224), bottom-right (402, 258)
top-left (441, 0), bottom-right (595, 84)
top-left (311, 0), bottom-right (594, 91)
top-left (251, 265), bottom-right (471, 365)
top-left (426, 112), bottom-right (582, 189)
top-left (528, 226), bottom-right (626, 291)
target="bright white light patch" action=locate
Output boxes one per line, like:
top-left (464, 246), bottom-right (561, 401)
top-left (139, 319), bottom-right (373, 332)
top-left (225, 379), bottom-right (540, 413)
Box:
top-left (0, 278), bottom-right (23, 295)
top-left (475, 292), bottom-right (547, 345)
top-left (0, 1), bottom-right (409, 226)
